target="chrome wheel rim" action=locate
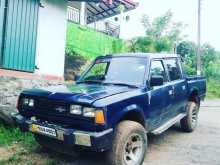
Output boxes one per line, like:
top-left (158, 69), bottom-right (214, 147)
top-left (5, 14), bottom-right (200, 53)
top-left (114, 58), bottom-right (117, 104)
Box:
top-left (191, 105), bottom-right (198, 128)
top-left (123, 133), bottom-right (144, 165)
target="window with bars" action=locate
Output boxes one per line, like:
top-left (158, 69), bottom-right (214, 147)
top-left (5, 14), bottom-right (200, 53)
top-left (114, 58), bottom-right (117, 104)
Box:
top-left (67, 6), bottom-right (80, 23)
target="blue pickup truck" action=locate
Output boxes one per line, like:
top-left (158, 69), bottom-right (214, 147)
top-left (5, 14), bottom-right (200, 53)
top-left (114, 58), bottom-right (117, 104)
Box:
top-left (13, 53), bottom-right (206, 165)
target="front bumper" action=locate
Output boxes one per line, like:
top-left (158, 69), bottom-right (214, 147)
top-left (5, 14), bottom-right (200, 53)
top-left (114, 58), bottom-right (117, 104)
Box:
top-left (12, 113), bottom-right (114, 152)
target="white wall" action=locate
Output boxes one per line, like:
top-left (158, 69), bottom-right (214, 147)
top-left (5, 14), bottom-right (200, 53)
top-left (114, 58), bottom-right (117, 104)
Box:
top-left (35, 0), bottom-right (67, 77)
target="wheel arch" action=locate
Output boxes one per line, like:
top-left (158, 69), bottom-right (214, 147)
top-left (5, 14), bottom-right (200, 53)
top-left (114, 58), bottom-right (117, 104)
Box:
top-left (117, 107), bottom-right (146, 128)
top-left (189, 88), bottom-right (200, 104)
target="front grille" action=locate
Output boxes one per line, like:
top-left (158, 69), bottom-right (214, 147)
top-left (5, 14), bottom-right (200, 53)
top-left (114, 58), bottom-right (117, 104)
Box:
top-left (35, 98), bottom-right (69, 115)
top-left (19, 97), bottom-right (96, 130)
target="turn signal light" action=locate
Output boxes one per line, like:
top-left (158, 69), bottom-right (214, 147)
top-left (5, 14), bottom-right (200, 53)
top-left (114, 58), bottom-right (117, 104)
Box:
top-left (95, 110), bottom-right (105, 124)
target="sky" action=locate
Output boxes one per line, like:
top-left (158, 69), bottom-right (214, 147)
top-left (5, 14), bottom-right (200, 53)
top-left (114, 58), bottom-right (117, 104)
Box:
top-left (119, 0), bottom-right (220, 50)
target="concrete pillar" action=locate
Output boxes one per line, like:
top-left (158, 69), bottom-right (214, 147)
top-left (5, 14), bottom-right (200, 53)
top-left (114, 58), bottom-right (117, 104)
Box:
top-left (80, 2), bottom-right (86, 25)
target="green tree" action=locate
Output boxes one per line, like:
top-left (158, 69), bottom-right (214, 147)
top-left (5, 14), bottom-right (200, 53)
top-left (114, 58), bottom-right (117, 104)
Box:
top-left (177, 41), bottom-right (220, 77)
top-left (177, 41), bottom-right (197, 75)
top-left (128, 37), bottom-right (152, 52)
top-left (128, 11), bottom-right (185, 53)
top-left (201, 44), bottom-right (219, 77)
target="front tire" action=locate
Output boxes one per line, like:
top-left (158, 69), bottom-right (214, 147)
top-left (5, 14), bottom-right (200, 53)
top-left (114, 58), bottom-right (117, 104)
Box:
top-left (180, 101), bottom-right (199, 132)
top-left (108, 120), bottom-right (147, 165)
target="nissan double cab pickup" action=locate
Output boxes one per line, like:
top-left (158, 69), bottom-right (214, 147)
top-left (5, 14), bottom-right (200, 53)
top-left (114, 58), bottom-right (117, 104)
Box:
top-left (13, 53), bottom-right (206, 165)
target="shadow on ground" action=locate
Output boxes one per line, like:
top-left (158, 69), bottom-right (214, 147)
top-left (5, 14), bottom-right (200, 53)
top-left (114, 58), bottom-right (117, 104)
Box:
top-left (32, 124), bottom-right (183, 165)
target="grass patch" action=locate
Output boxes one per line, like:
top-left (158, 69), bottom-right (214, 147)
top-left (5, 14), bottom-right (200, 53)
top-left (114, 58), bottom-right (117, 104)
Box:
top-left (0, 152), bottom-right (58, 165)
top-left (0, 154), bottom-right (23, 165)
top-left (0, 124), bottom-right (35, 148)
top-left (0, 124), bottom-right (61, 165)
top-left (207, 79), bottom-right (220, 99)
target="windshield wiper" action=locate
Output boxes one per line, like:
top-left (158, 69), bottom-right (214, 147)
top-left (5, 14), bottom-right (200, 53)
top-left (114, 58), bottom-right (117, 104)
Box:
top-left (103, 82), bottom-right (139, 88)
top-left (78, 80), bottom-right (139, 88)
top-left (77, 80), bottom-right (103, 84)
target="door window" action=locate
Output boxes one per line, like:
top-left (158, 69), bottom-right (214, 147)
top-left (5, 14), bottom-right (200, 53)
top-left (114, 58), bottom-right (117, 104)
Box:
top-left (165, 58), bottom-right (182, 81)
top-left (150, 60), bottom-right (167, 82)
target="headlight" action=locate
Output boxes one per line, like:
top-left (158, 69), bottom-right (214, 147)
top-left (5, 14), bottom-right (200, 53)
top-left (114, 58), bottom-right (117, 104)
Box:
top-left (83, 107), bottom-right (95, 117)
top-left (28, 99), bottom-right (34, 107)
top-left (22, 98), bottom-right (34, 107)
top-left (23, 98), bottom-right (29, 105)
top-left (69, 105), bottom-right (104, 122)
top-left (70, 105), bottom-right (82, 115)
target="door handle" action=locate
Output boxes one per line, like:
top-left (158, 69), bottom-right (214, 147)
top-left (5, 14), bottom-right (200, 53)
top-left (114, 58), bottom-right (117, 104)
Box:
top-left (169, 90), bottom-right (174, 96)
top-left (182, 85), bottom-right (186, 90)
top-left (169, 86), bottom-right (175, 96)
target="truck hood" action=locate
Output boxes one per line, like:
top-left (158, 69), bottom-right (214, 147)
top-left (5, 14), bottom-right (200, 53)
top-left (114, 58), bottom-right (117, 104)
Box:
top-left (22, 83), bottom-right (135, 104)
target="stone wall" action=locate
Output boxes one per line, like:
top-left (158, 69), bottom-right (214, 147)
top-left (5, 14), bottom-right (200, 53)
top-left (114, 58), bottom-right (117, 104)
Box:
top-left (0, 55), bottom-right (88, 125)
top-left (0, 76), bottom-right (63, 125)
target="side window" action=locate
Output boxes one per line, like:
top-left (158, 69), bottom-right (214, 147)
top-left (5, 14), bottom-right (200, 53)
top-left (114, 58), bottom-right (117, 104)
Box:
top-left (165, 58), bottom-right (182, 81)
top-left (150, 60), bottom-right (167, 82)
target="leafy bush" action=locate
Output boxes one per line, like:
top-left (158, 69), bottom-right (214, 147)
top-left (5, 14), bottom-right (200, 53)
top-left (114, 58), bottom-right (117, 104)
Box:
top-left (207, 79), bottom-right (220, 98)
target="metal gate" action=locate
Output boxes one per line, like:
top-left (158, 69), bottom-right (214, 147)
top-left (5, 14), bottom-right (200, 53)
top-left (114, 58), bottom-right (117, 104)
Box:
top-left (0, 0), bottom-right (6, 66)
top-left (0, 0), bottom-right (39, 72)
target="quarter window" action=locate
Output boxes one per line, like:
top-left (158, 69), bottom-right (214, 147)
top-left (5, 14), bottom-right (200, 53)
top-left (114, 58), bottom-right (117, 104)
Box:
top-left (165, 58), bottom-right (182, 81)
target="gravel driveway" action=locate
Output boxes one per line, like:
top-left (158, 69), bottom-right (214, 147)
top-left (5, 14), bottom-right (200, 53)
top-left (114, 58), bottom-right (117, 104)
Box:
top-left (61, 100), bottom-right (220, 165)
top-left (144, 106), bottom-right (220, 165)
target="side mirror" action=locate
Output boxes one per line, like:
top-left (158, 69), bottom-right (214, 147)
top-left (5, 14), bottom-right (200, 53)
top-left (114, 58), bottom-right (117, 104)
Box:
top-left (150, 75), bottom-right (164, 87)
top-left (74, 75), bottom-right (80, 81)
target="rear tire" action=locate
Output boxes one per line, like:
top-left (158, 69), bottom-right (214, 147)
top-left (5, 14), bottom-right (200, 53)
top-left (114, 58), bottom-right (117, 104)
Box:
top-left (180, 101), bottom-right (199, 132)
top-left (108, 120), bottom-right (147, 165)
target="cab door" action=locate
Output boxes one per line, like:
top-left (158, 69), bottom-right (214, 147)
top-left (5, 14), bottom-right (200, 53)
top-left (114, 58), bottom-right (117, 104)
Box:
top-left (147, 60), bottom-right (171, 129)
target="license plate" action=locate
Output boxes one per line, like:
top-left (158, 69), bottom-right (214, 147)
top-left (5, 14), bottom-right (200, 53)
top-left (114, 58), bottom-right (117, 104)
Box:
top-left (30, 124), bottom-right (57, 137)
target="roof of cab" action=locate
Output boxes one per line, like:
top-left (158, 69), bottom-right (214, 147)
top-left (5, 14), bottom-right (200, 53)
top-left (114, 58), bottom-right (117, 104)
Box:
top-left (97, 53), bottom-right (179, 60)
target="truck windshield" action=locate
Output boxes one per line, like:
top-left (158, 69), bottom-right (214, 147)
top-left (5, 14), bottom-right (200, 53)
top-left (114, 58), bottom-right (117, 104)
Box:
top-left (79, 57), bottom-right (147, 87)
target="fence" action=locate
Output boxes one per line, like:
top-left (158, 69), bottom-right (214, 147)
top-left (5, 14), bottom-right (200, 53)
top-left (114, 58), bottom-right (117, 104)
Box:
top-left (67, 6), bottom-right (80, 23)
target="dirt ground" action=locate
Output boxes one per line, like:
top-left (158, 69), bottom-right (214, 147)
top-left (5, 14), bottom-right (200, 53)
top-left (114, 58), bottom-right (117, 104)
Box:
top-left (1, 100), bottom-right (220, 165)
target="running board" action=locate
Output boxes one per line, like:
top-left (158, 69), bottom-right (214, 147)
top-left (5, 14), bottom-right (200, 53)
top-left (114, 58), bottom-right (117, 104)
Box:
top-left (151, 113), bottom-right (186, 135)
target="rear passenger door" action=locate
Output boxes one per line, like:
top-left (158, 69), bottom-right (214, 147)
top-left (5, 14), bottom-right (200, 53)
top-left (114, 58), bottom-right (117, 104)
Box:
top-left (164, 58), bottom-right (188, 116)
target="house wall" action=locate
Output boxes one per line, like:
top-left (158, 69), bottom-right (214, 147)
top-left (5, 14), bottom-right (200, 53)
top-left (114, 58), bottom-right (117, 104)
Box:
top-left (35, 0), bottom-right (67, 77)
